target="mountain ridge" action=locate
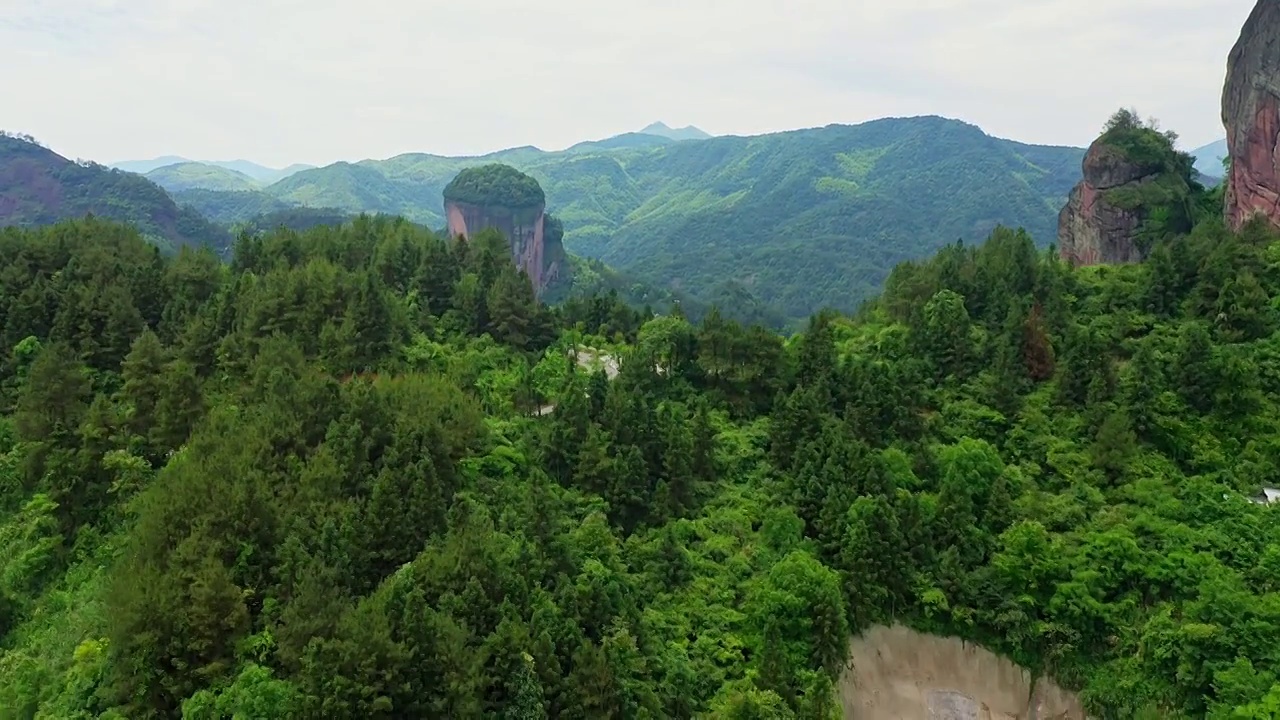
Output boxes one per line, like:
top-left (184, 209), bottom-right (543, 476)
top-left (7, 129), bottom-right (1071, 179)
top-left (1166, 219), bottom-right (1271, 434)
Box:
top-left (228, 114), bottom-right (1083, 318)
top-left (146, 162), bottom-right (262, 193)
top-left (1189, 138), bottom-right (1229, 179)
top-left (111, 157), bottom-right (313, 184)
top-left (0, 134), bottom-right (229, 252)
top-left (639, 121), bottom-right (713, 141)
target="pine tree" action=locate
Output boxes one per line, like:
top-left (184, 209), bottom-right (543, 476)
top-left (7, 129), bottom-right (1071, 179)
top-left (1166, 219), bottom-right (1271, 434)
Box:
top-left (795, 311), bottom-right (837, 390)
top-left (1091, 409), bottom-right (1137, 483)
top-left (15, 342), bottom-right (91, 446)
top-left (505, 652), bottom-right (548, 720)
top-left (921, 289), bottom-right (972, 380)
top-left (119, 330), bottom-right (168, 457)
top-left (1144, 242), bottom-right (1181, 317)
top-left (1215, 270), bottom-right (1274, 342)
top-left (487, 266), bottom-right (540, 351)
top-left (1176, 323), bottom-right (1216, 414)
top-left (414, 237), bottom-right (461, 316)
top-left (756, 619), bottom-right (794, 703)
top-left (152, 360), bottom-right (205, 456)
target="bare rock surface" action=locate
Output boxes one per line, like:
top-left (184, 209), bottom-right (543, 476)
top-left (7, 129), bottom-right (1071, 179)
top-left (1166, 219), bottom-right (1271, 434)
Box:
top-left (1057, 141), bottom-right (1155, 266)
top-left (1224, 0), bottom-right (1280, 230)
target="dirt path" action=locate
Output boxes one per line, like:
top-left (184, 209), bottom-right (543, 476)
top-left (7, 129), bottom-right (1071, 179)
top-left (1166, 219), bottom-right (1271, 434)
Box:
top-left (839, 625), bottom-right (1086, 720)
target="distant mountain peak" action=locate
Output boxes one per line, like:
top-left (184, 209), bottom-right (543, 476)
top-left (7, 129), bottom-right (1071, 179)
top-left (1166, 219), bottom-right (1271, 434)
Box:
top-left (110, 157), bottom-right (313, 185)
top-left (638, 122), bottom-right (712, 142)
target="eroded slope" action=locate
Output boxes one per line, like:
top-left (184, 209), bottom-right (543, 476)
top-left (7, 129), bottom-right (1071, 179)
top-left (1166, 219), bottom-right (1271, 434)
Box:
top-left (840, 625), bottom-right (1085, 720)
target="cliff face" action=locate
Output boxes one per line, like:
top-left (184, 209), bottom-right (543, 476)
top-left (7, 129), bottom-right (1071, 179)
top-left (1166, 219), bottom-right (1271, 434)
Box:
top-left (1223, 0), bottom-right (1280, 230)
top-left (1057, 140), bottom-right (1154, 266)
top-left (445, 200), bottom-right (561, 293)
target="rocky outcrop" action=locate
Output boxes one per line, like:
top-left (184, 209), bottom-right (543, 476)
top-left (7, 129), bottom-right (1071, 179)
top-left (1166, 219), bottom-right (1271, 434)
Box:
top-left (1223, 0), bottom-right (1280, 230)
top-left (443, 164), bottom-right (563, 294)
top-left (1057, 140), bottom-right (1155, 266)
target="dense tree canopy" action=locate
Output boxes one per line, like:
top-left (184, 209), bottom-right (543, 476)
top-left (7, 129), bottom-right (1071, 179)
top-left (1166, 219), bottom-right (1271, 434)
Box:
top-left (443, 164), bottom-right (546, 209)
top-left (2, 200), bottom-right (1280, 719)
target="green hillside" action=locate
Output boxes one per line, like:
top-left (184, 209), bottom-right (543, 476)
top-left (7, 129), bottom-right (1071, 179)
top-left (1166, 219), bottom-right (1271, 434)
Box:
top-left (145, 162), bottom-right (261, 193)
top-left (0, 133), bottom-right (230, 253)
top-left (268, 161), bottom-right (436, 225)
top-left (4, 176), bottom-right (1280, 717)
top-left (246, 116), bottom-right (1083, 319)
top-left (171, 188), bottom-right (295, 224)
top-left (112, 158), bottom-right (314, 185)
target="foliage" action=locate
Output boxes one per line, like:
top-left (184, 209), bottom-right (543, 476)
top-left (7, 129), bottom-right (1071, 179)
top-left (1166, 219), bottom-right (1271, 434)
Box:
top-left (190, 116), bottom-right (1084, 321)
top-left (3, 196), bottom-right (1280, 720)
top-left (0, 135), bottom-right (230, 254)
top-left (443, 164), bottom-right (546, 209)
top-left (145, 163), bottom-right (261, 193)
top-left (171, 189), bottom-right (295, 224)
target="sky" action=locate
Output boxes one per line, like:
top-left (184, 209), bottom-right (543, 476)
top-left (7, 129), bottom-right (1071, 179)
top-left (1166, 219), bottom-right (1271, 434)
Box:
top-left (0, 0), bottom-right (1253, 168)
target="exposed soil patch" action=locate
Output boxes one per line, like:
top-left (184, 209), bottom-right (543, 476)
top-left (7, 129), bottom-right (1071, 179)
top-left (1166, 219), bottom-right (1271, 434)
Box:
top-left (840, 625), bottom-right (1086, 720)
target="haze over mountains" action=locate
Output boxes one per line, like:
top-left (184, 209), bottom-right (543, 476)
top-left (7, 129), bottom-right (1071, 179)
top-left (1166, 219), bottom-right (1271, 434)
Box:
top-left (636, 122), bottom-right (713, 142)
top-left (7, 115), bottom-right (1230, 324)
top-left (88, 117), bottom-right (1083, 320)
top-left (1190, 138), bottom-right (1230, 177)
top-left (110, 157), bottom-right (316, 185)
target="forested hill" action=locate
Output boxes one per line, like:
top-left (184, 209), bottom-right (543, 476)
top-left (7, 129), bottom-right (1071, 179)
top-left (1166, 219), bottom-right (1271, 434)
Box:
top-left (183, 116), bottom-right (1083, 320)
top-left (5, 191), bottom-right (1280, 716)
top-left (0, 134), bottom-right (230, 253)
top-left (144, 162), bottom-right (261, 193)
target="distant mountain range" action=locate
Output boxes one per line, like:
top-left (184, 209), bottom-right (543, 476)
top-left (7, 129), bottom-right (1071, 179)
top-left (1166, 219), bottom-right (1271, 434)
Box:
top-left (1189, 139), bottom-right (1228, 180)
top-left (637, 122), bottom-right (713, 142)
top-left (110, 157), bottom-right (315, 185)
top-left (157, 116), bottom-right (1080, 318)
top-left (12, 118), bottom-right (1087, 320)
top-left (110, 122), bottom-right (705, 187)
top-left (145, 162), bottom-right (261, 192)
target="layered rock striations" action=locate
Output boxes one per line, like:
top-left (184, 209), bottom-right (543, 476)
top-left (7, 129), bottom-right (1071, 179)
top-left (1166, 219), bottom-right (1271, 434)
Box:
top-left (1223, 0), bottom-right (1280, 230)
top-left (1058, 111), bottom-right (1196, 266)
top-left (443, 164), bottom-right (564, 294)
top-left (1058, 142), bottom-right (1151, 266)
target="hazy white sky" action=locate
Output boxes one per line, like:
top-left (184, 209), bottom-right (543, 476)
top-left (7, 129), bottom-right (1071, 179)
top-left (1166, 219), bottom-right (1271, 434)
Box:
top-left (0, 0), bottom-right (1251, 167)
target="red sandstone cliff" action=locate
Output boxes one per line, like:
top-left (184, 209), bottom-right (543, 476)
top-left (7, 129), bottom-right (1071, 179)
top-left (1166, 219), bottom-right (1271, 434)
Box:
top-left (1223, 0), bottom-right (1280, 230)
top-left (445, 200), bottom-right (562, 294)
top-left (1057, 140), bottom-right (1153, 266)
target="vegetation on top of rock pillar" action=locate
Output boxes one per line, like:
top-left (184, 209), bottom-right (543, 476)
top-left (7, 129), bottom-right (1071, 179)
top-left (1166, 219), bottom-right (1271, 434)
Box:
top-left (443, 163), bottom-right (546, 208)
top-left (1096, 108), bottom-right (1211, 252)
top-left (1098, 108), bottom-right (1194, 178)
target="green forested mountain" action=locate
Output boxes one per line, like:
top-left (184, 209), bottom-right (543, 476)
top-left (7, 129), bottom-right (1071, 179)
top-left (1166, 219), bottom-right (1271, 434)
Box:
top-left (108, 156), bottom-right (188, 175)
top-left (5, 135), bottom-right (1280, 719)
top-left (564, 132), bottom-right (675, 154)
top-left (208, 160), bottom-right (316, 185)
top-left (112, 158), bottom-right (314, 185)
top-left (267, 161), bottom-right (430, 222)
top-left (170, 188), bottom-right (295, 224)
top-left (0, 134), bottom-right (230, 253)
top-left (144, 163), bottom-right (261, 193)
top-left (222, 115), bottom-right (1082, 319)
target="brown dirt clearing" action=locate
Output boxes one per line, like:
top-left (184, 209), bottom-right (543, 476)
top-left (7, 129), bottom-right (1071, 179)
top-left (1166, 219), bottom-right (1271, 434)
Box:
top-left (839, 624), bottom-right (1086, 720)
